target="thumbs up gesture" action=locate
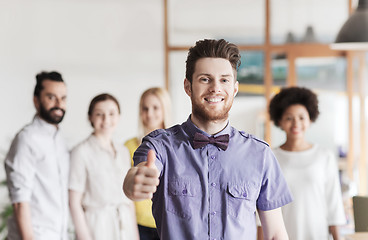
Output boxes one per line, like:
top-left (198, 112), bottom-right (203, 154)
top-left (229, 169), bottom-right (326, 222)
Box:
top-left (123, 150), bottom-right (160, 201)
top-left (145, 150), bottom-right (157, 168)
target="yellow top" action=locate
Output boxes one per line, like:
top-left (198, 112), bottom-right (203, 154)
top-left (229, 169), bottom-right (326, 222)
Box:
top-left (124, 137), bottom-right (156, 228)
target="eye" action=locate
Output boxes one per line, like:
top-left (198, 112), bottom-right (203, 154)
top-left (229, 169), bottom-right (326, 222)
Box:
top-left (200, 77), bottom-right (209, 83)
top-left (221, 78), bottom-right (230, 83)
top-left (48, 95), bottom-right (55, 100)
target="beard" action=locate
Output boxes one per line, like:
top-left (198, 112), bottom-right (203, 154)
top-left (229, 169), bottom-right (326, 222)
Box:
top-left (191, 94), bottom-right (233, 123)
top-left (39, 103), bottom-right (66, 125)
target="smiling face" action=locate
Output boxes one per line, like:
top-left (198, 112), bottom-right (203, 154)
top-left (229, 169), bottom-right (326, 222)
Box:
top-left (34, 79), bottom-right (67, 126)
top-left (278, 104), bottom-right (311, 141)
top-left (140, 94), bottom-right (165, 132)
top-left (89, 99), bottom-right (120, 137)
top-left (184, 57), bottom-right (238, 123)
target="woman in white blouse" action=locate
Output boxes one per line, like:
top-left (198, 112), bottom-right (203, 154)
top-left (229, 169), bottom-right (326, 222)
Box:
top-left (268, 87), bottom-right (345, 240)
top-left (69, 93), bottom-right (139, 240)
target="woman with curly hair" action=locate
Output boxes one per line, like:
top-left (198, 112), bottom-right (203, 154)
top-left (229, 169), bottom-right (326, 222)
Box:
top-left (268, 87), bottom-right (345, 240)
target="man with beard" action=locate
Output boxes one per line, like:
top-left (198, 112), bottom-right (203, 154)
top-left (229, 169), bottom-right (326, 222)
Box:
top-left (4, 71), bottom-right (69, 240)
top-left (123, 39), bottom-right (292, 240)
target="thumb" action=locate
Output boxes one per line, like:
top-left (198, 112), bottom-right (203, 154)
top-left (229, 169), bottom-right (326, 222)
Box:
top-left (145, 149), bottom-right (156, 168)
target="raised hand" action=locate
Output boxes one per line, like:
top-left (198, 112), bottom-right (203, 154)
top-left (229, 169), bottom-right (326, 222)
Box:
top-left (145, 149), bottom-right (156, 168)
top-left (123, 150), bottom-right (160, 201)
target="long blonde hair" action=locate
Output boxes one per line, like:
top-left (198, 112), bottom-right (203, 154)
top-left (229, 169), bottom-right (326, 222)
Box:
top-left (138, 87), bottom-right (172, 139)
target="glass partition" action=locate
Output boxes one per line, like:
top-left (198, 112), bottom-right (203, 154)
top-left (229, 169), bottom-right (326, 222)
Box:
top-left (296, 57), bottom-right (346, 92)
top-left (238, 51), bottom-right (264, 84)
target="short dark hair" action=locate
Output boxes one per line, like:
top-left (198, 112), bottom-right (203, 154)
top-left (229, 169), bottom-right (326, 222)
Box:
top-left (269, 87), bottom-right (319, 127)
top-left (88, 93), bottom-right (121, 117)
top-left (34, 71), bottom-right (64, 97)
top-left (185, 39), bottom-right (241, 83)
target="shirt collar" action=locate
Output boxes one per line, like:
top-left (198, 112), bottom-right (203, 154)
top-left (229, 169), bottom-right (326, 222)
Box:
top-left (33, 115), bottom-right (59, 137)
top-left (88, 134), bottom-right (117, 158)
top-left (183, 115), bottom-right (232, 139)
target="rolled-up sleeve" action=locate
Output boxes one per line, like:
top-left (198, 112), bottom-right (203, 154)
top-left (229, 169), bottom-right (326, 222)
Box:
top-left (5, 132), bottom-right (36, 203)
top-left (68, 147), bottom-right (87, 193)
top-left (133, 133), bottom-right (164, 174)
top-left (257, 147), bottom-right (293, 210)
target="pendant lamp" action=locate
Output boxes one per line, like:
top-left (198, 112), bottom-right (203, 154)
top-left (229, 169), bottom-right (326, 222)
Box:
top-left (331, 0), bottom-right (368, 50)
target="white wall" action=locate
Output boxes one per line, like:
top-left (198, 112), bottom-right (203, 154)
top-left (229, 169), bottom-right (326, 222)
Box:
top-left (0, 0), bottom-right (165, 210)
top-left (0, 0), bottom-right (165, 153)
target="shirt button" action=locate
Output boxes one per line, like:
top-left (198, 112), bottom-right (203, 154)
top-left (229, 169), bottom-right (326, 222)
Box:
top-left (182, 189), bottom-right (187, 194)
top-left (211, 211), bottom-right (216, 215)
top-left (242, 193), bottom-right (247, 197)
top-left (211, 182), bottom-right (217, 187)
top-left (211, 155), bottom-right (215, 159)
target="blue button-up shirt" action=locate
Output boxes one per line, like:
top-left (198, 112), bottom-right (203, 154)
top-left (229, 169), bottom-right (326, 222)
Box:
top-left (134, 116), bottom-right (292, 240)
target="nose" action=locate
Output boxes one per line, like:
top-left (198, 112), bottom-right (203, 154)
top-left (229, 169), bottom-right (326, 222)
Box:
top-left (54, 97), bottom-right (65, 108)
top-left (102, 114), bottom-right (109, 123)
top-left (54, 98), bottom-right (61, 108)
top-left (147, 108), bottom-right (154, 117)
top-left (292, 118), bottom-right (300, 126)
top-left (57, 98), bottom-right (67, 111)
top-left (209, 80), bottom-right (221, 93)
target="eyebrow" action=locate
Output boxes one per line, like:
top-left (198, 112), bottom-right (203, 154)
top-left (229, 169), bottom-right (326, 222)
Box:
top-left (197, 73), bottom-right (233, 77)
top-left (45, 92), bottom-right (67, 99)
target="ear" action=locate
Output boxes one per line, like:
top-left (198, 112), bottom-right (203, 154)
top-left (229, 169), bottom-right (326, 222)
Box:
top-left (233, 81), bottom-right (239, 97)
top-left (184, 78), bottom-right (192, 97)
top-left (33, 96), bottom-right (40, 112)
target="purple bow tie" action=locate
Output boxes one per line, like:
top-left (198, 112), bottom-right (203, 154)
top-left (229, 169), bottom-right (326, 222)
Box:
top-left (193, 132), bottom-right (229, 151)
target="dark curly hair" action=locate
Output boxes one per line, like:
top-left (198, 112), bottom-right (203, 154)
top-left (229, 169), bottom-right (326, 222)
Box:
top-left (185, 39), bottom-right (241, 83)
top-left (269, 87), bottom-right (319, 127)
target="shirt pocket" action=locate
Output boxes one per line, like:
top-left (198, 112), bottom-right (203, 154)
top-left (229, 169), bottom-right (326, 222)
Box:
top-left (226, 182), bottom-right (258, 221)
top-left (166, 179), bottom-right (200, 220)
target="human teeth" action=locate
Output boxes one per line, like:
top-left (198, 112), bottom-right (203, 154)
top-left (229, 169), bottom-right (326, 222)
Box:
top-left (207, 98), bottom-right (221, 103)
top-left (53, 109), bottom-right (63, 116)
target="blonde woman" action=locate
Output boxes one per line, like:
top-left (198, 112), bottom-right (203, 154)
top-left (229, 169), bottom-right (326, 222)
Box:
top-left (125, 87), bottom-right (171, 240)
top-left (69, 93), bottom-right (139, 240)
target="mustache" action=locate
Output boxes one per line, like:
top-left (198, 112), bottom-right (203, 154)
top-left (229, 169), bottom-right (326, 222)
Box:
top-left (49, 107), bottom-right (65, 114)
